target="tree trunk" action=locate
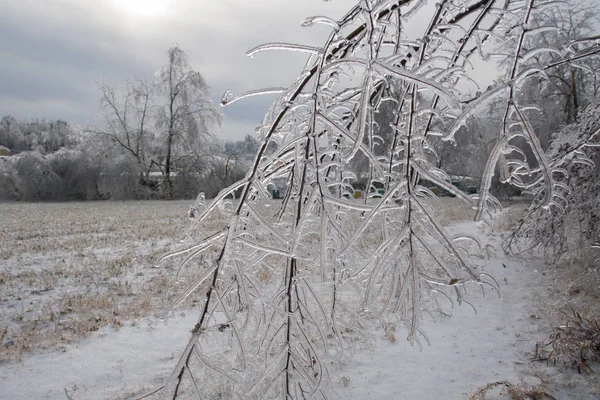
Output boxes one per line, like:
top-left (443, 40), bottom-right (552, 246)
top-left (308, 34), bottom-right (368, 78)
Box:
top-left (164, 53), bottom-right (176, 199)
top-left (165, 130), bottom-right (173, 198)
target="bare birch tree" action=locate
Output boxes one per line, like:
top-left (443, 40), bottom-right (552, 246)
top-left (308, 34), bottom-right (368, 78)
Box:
top-left (154, 47), bottom-right (222, 197)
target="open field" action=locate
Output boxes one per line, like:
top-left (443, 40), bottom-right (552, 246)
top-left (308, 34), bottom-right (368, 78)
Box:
top-left (0, 198), bottom-right (484, 363)
top-left (0, 200), bottom-right (198, 361)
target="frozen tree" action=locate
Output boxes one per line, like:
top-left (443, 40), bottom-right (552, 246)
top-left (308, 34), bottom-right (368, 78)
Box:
top-left (147, 1), bottom-right (599, 399)
top-left (91, 77), bottom-right (154, 186)
top-left (12, 152), bottom-right (63, 200)
top-left (505, 101), bottom-right (600, 260)
top-left (510, 0), bottom-right (599, 124)
top-left (224, 134), bottom-right (261, 162)
top-left (155, 47), bottom-right (222, 197)
top-left (0, 116), bottom-right (21, 150)
top-left (89, 47), bottom-right (221, 198)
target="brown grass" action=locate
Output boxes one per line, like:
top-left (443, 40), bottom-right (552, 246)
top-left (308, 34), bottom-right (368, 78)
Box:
top-left (0, 200), bottom-right (205, 362)
top-left (535, 310), bottom-right (600, 373)
top-left (430, 196), bottom-right (476, 225)
top-left (531, 245), bottom-right (600, 374)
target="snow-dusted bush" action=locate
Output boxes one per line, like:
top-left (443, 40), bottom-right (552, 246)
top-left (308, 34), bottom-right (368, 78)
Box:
top-left (98, 153), bottom-right (149, 200)
top-left (149, 1), bottom-right (600, 398)
top-left (535, 309), bottom-right (600, 373)
top-left (46, 148), bottom-right (103, 200)
top-left (12, 152), bottom-right (63, 201)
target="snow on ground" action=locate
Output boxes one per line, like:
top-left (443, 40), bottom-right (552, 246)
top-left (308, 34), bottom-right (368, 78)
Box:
top-left (0, 207), bottom-right (597, 399)
top-left (0, 309), bottom-right (198, 399)
top-left (338, 224), bottom-right (539, 399)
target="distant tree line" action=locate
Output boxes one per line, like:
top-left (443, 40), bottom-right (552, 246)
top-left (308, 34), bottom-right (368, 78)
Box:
top-left (0, 116), bottom-right (259, 201)
top-left (3, 15), bottom-right (597, 203)
top-left (0, 47), bottom-right (260, 202)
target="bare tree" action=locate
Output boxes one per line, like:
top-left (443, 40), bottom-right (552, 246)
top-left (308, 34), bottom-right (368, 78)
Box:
top-left (90, 77), bottom-right (154, 187)
top-left (154, 46), bottom-right (222, 197)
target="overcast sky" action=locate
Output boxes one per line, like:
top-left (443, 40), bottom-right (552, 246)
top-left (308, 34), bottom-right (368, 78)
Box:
top-left (0, 0), bottom-right (364, 141)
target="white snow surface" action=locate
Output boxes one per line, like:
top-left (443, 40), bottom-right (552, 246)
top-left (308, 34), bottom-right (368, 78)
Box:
top-left (0, 219), bottom-right (595, 399)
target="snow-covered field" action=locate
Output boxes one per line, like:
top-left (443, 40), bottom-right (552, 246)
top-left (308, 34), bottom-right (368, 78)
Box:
top-left (1, 200), bottom-right (598, 399)
top-left (0, 201), bottom-right (194, 362)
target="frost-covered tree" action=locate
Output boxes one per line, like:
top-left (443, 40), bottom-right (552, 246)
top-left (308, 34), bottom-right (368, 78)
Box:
top-left (514, 0), bottom-right (599, 124)
top-left (505, 101), bottom-right (600, 260)
top-left (148, 1), bottom-right (600, 398)
top-left (90, 47), bottom-right (221, 198)
top-left (224, 134), bottom-right (260, 162)
top-left (91, 77), bottom-right (155, 187)
top-left (12, 152), bottom-right (63, 200)
top-left (155, 47), bottom-right (222, 197)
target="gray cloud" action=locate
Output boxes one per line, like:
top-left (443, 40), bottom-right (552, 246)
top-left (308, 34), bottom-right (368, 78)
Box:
top-left (1, 0), bottom-right (493, 141)
top-left (0, 0), bottom-right (353, 140)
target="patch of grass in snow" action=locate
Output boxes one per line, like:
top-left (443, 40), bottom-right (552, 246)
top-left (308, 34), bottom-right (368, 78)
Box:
top-left (535, 310), bottom-right (600, 373)
top-left (492, 201), bottom-right (529, 233)
top-left (430, 196), bottom-right (476, 226)
top-left (530, 238), bottom-right (600, 376)
top-left (0, 200), bottom-right (208, 362)
top-left (489, 200), bottom-right (600, 392)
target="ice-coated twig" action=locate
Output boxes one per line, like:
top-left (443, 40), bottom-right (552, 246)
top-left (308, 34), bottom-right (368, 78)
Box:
top-left (152, 0), bottom-right (600, 398)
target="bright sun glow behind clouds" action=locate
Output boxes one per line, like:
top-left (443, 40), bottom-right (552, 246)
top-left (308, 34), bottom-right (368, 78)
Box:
top-left (112, 0), bottom-right (172, 18)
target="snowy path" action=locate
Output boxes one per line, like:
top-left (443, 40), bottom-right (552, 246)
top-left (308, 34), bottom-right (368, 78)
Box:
top-left (0, 221), bottom-right (562, 399)
top-left (338, 230), bottom-right (542, 399)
